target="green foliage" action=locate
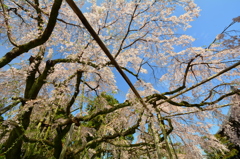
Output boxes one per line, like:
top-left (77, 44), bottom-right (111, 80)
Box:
top-left (84, 93), bottom-right (119, 130)
top-left (83, 93), bottom-right (122, 157)
top-left (86, 92), bottom-right (119, 112)
top-left (125, 134), bottom-right (134, 141)
top-left (54, 108), bottom-right (67, 120)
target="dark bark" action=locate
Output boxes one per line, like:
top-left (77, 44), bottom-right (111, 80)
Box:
top-left (4, 59), bottom-right (56, 158)
top-left (4, 127), bottom-right (23, 159)
top-left (66, 70), bottom-right (83, 116)
top-left (0, 0), bottom-right (63, 68)
top-left (66, 0), bottom-right (147, 109)
top-left (53, 125), bottom-right (71, 159)
top-left (218, 93), bottom-right (240, 152)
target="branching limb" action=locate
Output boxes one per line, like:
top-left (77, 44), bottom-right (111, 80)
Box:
top-left (24, 46), bottom-right (45, 98)
top-left (165, 103), bottom-right (233, 118)
top-left (156, 60), bottom-right (240, 106)
top-left (0, 100), bottom-right (21, 115)
top-left (23, 135), bottom-right (54, 147)
top-left (202, 83), bottom-right (233, 102)
top-left (114, 4), bottom-right (139, 58)
top-left (0, 0), bottom-right (18, 46)
top-left (11, 0), bottom-right (81, 28)
top-left (66, 70), bottom-right (83, 115)
top-left (51, 58), bottom-right (100, 69)
top-left (147, 89), bottom-right (238, 110)
top-left (207, 21), bottom-right (236, 49)
top-left (73, 110), bottom-right (143, 155)
top-left (57, 100), bottom-right (132, 126)
top-left (66, 0), bottom-right (148, 111)
top-left (0, 0), bottom-right (63, 68)
top-left (27, 59), bottom-right (55, 99)
top-left (105, 140), bottom-right (155, 148)
top-left (162, 54), bottom-right (203, 96)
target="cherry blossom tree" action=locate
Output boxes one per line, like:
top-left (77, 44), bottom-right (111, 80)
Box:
top-left (0, 0), bottom-right (240, 158)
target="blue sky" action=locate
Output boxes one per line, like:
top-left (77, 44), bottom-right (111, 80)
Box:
top-left (1, 0), bottom-right (239, 102)
top-left (186, 0), bottom-right (240, 47)
top-left (2, 0), bottom-right (239, 101)
top-left (1, 1), bottom-right (239, 109)
top-left (1, 1), bottom-right (239, 56)
top-left (115, 0), bottom-right (240, 102)
top-left (0, 0), bottom-right (239, 142)
top-left (113, 0), bottom-right (239, 135)
top-left (114, 0), bottom-right (240, 135)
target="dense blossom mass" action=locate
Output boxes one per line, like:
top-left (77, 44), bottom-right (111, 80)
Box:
top-left (0, 0), bottom-right (240, 158)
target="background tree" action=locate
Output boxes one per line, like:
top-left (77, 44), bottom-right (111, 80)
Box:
top-left (204, 89), bottom-right (240, 159)
top-left (204, 134), bottom-right (239, 159)
top-left (0, 0), bottom-right (240, 158)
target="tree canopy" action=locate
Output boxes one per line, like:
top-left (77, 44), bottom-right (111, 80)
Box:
top-left (0, 0), bottom-right (240, 158)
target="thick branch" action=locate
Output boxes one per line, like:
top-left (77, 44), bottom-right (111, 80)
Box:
top-left (147, 89), bottom-right (238, 110)
top-left (0, 0), bottom-right (63, 68)
top-left (0, 100), bottom-right (21, 115)
top-left (73, 110), bottom-right (143, 155)
top-left (66, 0), bottom-right (148, 109)
top-left (27, 60), bottom-right (54, 99)
top-left (24, 46), bottom-right (45, 98)
top-left (156, 60), bottom-right (240, 106)
top-left (23, 135), bottom-right (54, 147)
top-left (57, 101), bottom-right (132, 126)
top-left (165, 103), bottom-right (233, 118)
